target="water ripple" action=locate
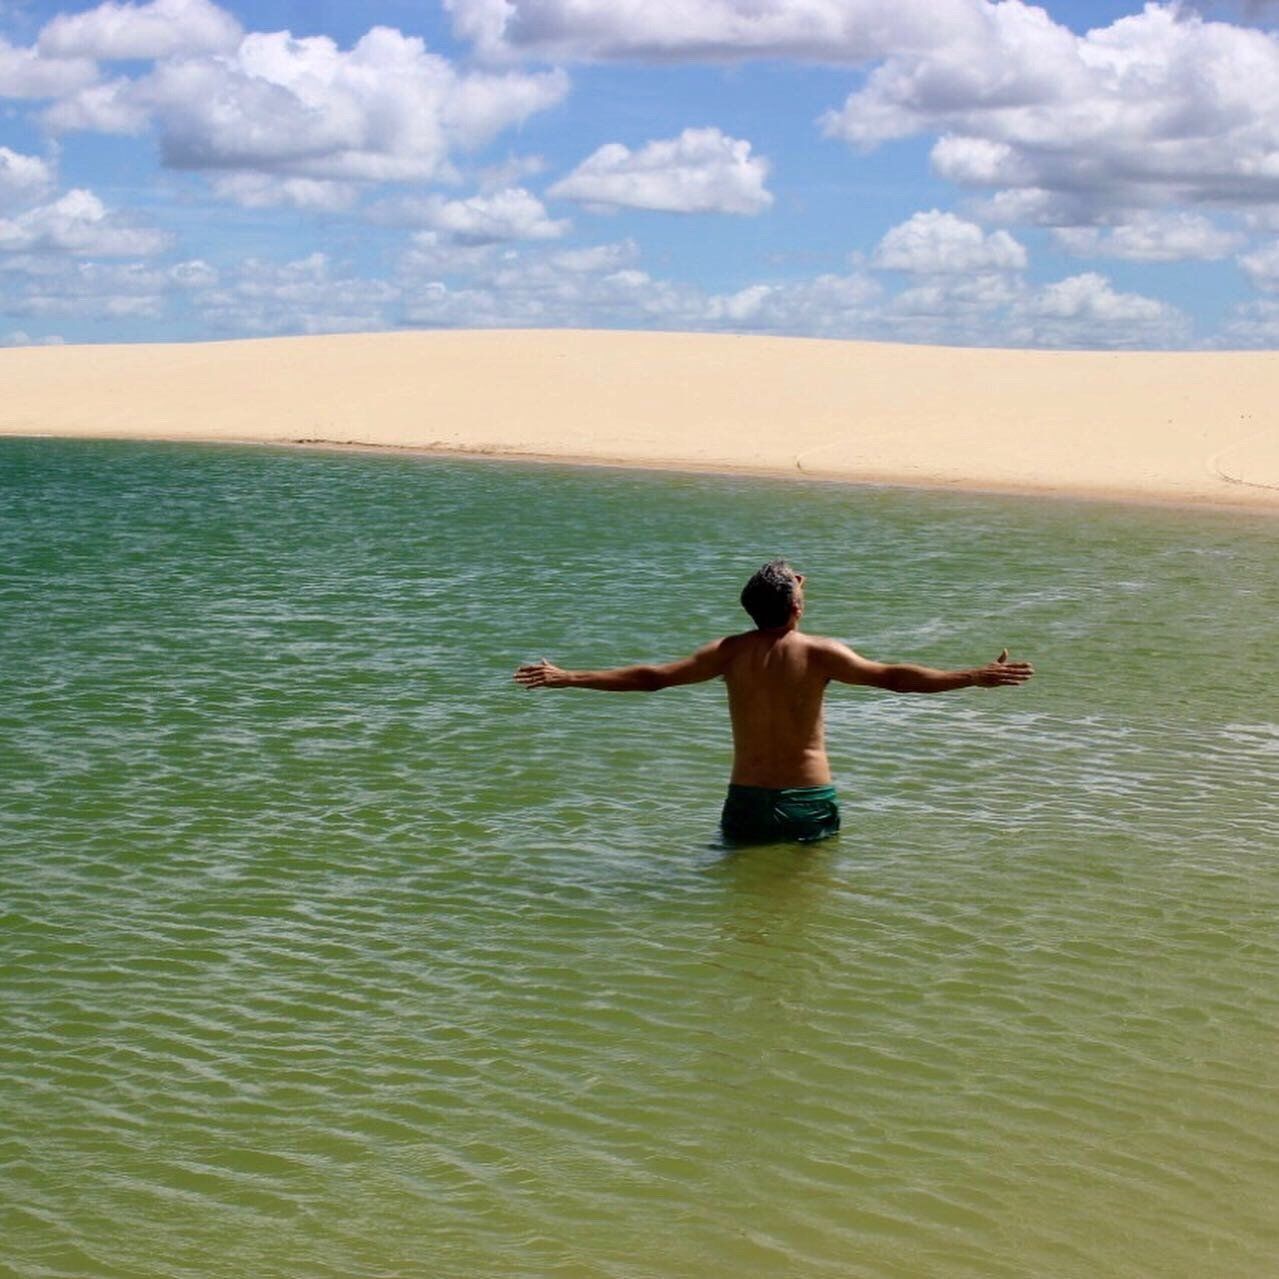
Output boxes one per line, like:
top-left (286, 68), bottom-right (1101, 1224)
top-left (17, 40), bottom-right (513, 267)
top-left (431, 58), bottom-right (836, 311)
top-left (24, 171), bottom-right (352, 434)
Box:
top-left (3, 441), bottom-right (1278, 1278)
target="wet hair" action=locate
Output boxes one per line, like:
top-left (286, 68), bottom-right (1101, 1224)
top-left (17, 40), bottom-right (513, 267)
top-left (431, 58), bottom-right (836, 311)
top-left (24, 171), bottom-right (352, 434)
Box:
top-left (740, 559), bottom-right (799, 629)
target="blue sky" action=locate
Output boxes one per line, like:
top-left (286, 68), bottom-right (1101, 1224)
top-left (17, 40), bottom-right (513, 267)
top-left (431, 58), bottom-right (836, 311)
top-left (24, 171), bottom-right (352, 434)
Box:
top-left (3, 0), bottom-right (1279, 347)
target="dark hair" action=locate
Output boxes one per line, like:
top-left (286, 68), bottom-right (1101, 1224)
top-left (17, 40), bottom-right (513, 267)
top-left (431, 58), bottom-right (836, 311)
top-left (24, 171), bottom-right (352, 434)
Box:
top-left (740, 559), bottom-right (798, 629)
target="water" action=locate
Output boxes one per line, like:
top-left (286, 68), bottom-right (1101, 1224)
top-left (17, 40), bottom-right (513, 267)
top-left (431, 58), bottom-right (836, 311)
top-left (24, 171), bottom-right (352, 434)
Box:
top-left (2, 438), bottom-right (1277, 1279)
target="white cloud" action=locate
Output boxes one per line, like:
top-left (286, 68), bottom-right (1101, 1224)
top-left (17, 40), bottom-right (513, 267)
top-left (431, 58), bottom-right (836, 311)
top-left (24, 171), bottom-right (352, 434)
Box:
top-left (390, 224), bottom-right (1183, 347)
top-left (974, 186), bottom-right (1114, 229)
top-left (930, 135), bottom-right (1028, 187)
top-left (823, 2), bottom-right (1084, 149)
top-left (890, 271), bottom-right (1020, 316)
top-left (42, 76), bottom-right (150, 132)
top-left (549, 239), bottom-right (638, 272)
top-left (0, 188), bottom-right (171, 255)
top-left (1025, 272), bottom-right (1170, 321)
top-left (168, 257), bottom-right (216, 287)
top-left (1053, 213), bottom-right (1243, 261)
top-left (822, 4), bottom-right (1279, 223)
top-left (41, 25), bottom-right (569, 188)
top-left (195, 251), bottom-right (400, 335)
top-left (398, 231), bottom-right (503, 277)
top-left (1237, 239), bottom-right (1279, 290)
top-left (2, 329), bottom-right (66, 345)
top-left (2, 256), bottom-right (214, 320)
top-left (474, 152), bottom-right (546, 192)
top-left (1011, 271), bottom-right (1189, 347)
top-left (210, 173), bottom-right (359, 211)
top-left (38, 0), bottom-right (242, 61)
top-left (705, 271), bottom-right (883, 335)
top-left (368, 185), bottom-right (569, 243)
top-left (1219, 297), bottom-right (1279, 346)
top-left (549, 127), bottom-right (771, 214)
top-left (444, 65), bottom-right (572, 150)
top-left (1241, 206), bottom-right (1279, 233)
top-left (0, 146), bottom-right (54, 207)
top-left (407, 187), bottom-right (568, 243)
top-left (446, 0), bottom-right (974, 64)
top-left (873, 209), bottom-right (1026, 273)
top-left (399, 255), bottom-right (708, 330)
top-left (394, 229), bottom-right (884, 337)
top-left (0, 35), bottom-right (97, 97)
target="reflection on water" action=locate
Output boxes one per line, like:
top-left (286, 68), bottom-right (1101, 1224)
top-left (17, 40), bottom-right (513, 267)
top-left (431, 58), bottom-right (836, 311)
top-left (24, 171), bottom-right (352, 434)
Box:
top-left (2, 439), bottom-right (1278, 1278)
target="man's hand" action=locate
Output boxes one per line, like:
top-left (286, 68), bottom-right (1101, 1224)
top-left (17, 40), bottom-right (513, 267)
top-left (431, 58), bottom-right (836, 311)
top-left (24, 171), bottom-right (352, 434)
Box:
top-left (514, 658), bottom-right (571, 689)
top-left (971, 649), bottom-right (1034, 687)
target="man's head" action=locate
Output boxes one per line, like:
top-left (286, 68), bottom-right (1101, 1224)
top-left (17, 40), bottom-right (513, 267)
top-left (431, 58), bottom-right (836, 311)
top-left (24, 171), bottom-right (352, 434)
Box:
top-left (740, 559), bottom-right (805, 629)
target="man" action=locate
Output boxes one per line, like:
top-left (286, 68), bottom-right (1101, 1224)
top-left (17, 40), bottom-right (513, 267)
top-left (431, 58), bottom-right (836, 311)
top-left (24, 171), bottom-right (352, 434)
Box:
top-left (514, 559), bottom-right (1033, 845)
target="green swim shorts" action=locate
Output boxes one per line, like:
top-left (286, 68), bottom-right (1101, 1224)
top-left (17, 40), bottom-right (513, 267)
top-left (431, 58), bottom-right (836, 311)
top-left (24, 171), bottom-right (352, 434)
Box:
top-left (720, 784), bottom-right (841, 845)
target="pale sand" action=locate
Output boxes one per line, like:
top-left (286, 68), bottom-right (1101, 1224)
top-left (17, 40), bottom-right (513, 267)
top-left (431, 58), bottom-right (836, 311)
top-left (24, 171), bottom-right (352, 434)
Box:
top-left (2, 329), bottom-right (1277, 510)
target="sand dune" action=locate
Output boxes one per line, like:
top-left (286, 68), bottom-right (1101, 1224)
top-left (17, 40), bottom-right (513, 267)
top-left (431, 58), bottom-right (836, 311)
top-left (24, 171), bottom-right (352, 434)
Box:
top-left (2, 329), bottom-right (1276, 510)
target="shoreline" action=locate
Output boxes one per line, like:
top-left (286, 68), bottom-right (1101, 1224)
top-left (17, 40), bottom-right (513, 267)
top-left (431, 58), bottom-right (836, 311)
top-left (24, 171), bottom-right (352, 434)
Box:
top-left (3, 329), bottom-right (1277, 514)
top-left (269, 437), bottom-right (1279, 516)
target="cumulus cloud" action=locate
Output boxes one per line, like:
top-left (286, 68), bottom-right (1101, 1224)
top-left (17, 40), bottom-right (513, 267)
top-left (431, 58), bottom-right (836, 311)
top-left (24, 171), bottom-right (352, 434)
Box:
top-left (398, 260), bottom-right (706, 329)
top-left (43, 76), bottom-right (150, 132)
top-left (474, 152), bottom-right (547, 192)
top-left (549, 127), bottom-right (772, 214)
top-left (1220, 297), bottom-right (1279, 346)
top-left (446, 2), bottom-right (1279, 241)
top-left (397, 231), bottom-right (504, 277)
top-left (195, 251), bottom-right (400, 335)
top-left (704, 271), bottom-right (883, 335)
top-left (40, 25), bottom-right (569, 187)
top-left (446, 0), bottom-right (971, 64)
top-left (890, 271), bottom-right (1020, 316)
top-left (38, 0), bottom-right (242, 61)
top-left (406, 187), bottom-right (569, 243)
top-left (974, 186), bottom-right (1126, 229)
top-left (1237, 239), bottom-right (1279, 290)
top-left (0, 34), bottom-right (97, 97)
top-left (1012, 272), bottom-right (1189, 347)
top-left (210, 173), bottom-right (359, 211)
top-left (393, 226), bottom-right (885, 337)
top-left (397, 250), bottom-right (825, 332)
top-left (387, 221), bottom-right (1184, 347)
top-left (2, 255), bottom-right (214, 321)
top-left (872, 209), bottom-right (1026, 273)
top-left (930, 135), bottom-right (1028, 187)
top-left (2, 329), bottom-right (66, 346)
top-left (548, 239), bottom-right (638, 272)
top-left (0, 146), bottom-right (54, 207)
top-left (1024, 272), bottom-right (1170, 322)
top-left (0, 188), bottom-right (171, 255)
top-left (823, 4), bottom-right (1279, 222)
top-left (1053, 213), bottom-right (1243, 261)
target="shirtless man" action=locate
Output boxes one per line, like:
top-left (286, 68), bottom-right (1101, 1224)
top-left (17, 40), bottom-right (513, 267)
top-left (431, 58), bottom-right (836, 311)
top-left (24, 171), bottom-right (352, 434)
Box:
top-left (514, 559), bottom-right (1033, 844)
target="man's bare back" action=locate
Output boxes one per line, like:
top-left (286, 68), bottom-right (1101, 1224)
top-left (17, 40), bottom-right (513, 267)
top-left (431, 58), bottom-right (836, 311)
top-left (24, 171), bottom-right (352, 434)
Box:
top-left (717, 628), bottom-right (831, 787)
top-left (514, 560), bottom-right (1032, 841)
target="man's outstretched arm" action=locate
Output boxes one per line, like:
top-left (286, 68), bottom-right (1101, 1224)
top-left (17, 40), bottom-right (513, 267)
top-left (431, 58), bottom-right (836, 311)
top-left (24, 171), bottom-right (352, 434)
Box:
top-left (514, 639), bottom-right (729, 693)
top-left (818, 641), bottom-right (1033, 692)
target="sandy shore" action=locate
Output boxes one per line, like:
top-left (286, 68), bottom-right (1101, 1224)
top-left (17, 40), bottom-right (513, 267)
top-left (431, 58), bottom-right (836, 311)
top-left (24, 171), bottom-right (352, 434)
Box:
top-left (2, 329), bottom-right (1276, 510)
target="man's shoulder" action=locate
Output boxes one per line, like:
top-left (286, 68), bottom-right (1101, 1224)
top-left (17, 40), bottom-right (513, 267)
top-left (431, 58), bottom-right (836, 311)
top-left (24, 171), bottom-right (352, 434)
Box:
top-left (801, 632), bottom-right (846, 652)
top-left (717, 629), bottom-right (844, 646)
top-left (718, 630), bottom-right (847, 658)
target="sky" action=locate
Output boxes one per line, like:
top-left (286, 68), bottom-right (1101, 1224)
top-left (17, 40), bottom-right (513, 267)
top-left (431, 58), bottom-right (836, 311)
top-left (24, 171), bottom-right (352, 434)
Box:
top-left (3, 0), bottom-right (1279, 348)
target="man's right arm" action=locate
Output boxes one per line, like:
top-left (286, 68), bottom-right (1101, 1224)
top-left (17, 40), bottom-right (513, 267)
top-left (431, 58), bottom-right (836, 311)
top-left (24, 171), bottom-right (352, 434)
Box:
top-left (816, 639), bottom-right (1033, 692)
top-left (514, 639), bottom-right (731, 692)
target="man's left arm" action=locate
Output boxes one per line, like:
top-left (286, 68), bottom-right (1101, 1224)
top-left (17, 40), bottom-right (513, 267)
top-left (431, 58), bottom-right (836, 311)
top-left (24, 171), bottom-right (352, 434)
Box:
top-left (818, 641), bottom-right (1033, 692)
top-left (514, 639), bottom-right (728, 692)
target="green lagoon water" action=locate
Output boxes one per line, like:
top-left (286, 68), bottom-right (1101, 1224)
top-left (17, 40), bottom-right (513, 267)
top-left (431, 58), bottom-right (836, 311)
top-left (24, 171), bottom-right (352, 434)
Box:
top-left (3, 437), bottom-right (1278, 1279)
